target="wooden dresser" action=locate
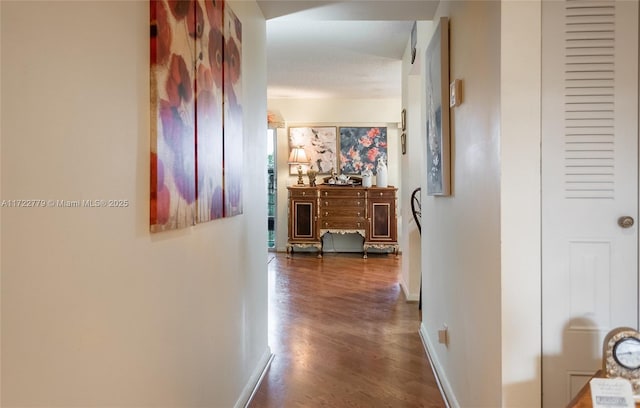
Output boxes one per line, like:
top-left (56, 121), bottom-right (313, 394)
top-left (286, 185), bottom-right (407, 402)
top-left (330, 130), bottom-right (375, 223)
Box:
top-left (287, 185), bottom-right (398, 258)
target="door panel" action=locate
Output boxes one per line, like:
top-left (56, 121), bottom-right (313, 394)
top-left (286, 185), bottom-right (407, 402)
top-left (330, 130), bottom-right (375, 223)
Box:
top-left (568, 241), bottom-right (611, 329)
top-left (541, 0), bottom-right (639, 406)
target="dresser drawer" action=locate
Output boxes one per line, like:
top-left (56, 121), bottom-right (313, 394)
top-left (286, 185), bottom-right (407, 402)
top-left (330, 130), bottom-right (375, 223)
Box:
top-left (320, 198), bottom-right (365, 208)
top-left (367, 188), bottom-right (396, 199)
top-left (320, 207), bottom-right (365, 218)
top-left (319, 188), bottom-right (365, 199)
top-left (289, 188), bottom-right (316, 199)
top-left (320, 218), bottom-right (366, 230)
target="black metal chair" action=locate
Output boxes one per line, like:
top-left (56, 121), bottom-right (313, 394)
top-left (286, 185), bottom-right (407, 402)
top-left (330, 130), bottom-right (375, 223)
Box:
top-left (410, 188), bottom-right (423, 310)
top-left (410, 187), bottom-right (421, 234)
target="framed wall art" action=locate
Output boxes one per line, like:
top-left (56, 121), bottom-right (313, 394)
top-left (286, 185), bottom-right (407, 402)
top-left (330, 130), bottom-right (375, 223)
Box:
top-left (425, 17), bottom-right (450, 196)
top-left (411, 21), bottom-right (417, 65)
top-left (288, 126), bottom-right (337, 174)
top-left (339, 127), bottom-right (387, 175)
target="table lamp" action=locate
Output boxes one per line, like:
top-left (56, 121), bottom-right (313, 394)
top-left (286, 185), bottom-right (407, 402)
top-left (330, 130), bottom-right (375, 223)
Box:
top-left (288, 146), bottom-right (310, 185)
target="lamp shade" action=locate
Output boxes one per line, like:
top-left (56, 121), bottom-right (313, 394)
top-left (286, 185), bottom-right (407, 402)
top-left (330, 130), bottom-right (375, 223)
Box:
top-left (267, 109), bottom-right (285, 128)
top-left (288, 147), bottom-right (310, 165)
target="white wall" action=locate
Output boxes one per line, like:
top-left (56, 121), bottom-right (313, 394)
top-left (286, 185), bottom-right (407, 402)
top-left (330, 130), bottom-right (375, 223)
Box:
top-left (500, 1), bottom-right (542, 406)
top-left (0, 1), bottom-right (270, 407)
top-left (268, 98), bottom-right (402, 254)
top-left (418, 1), bottom-right (543, 407)
top-left (418, 2), bottom-right (503, 407)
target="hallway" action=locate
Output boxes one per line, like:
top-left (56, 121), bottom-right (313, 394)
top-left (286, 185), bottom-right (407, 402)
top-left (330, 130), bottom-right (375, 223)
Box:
top-left (249, 253), bottom-right (446, 407)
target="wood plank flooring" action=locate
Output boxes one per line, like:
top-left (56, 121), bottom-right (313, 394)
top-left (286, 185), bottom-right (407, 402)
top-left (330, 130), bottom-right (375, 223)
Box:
top-left (249, 252), bottom-right (446, 408)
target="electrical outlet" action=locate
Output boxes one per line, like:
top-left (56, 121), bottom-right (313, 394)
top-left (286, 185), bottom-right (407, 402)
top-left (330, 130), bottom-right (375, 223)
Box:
top-left (438, 325), bottom-right (449, 346)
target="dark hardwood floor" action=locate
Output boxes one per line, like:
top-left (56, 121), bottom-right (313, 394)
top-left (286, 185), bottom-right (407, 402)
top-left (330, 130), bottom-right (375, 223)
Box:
top-left (249, 252), bottom-right (446, 408)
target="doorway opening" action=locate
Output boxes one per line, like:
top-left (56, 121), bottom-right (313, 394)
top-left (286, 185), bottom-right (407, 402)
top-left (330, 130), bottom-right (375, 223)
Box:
top-left (267, 127), bottom-right (276, 250)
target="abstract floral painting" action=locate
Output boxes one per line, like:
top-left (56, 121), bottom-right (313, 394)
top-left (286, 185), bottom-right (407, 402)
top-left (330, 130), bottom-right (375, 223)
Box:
top-left (425, 17), bottom-right (450, 196)
top-left (150, 0), bottom-right (242, 231)
top-left (195, 0), bottom-right (225, 222)
top-left (223, 4), bottom-right (243, 217)
top-left (150, 0), bottom-right (197, 231)
top-left (288, 127), bottom-right (337, 174)
top-left (339, 127), bottom-right (387, 175)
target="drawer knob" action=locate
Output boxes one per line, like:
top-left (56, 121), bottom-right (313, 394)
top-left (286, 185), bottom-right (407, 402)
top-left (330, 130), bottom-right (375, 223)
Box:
top-left (302, 192), bottom-right (306, 196)
top-left (324, 192), bottom-right (328, 196)
top-left (357, 201), bottom-right (361, 205)
top-left (379, 192), bottom-right (383, 196)
top-left (325, 201), bottom-right (328, 206)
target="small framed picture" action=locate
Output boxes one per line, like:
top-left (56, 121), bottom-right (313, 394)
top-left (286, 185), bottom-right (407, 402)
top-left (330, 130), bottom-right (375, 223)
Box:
top-left (411, 21), bottom-right (417, 64)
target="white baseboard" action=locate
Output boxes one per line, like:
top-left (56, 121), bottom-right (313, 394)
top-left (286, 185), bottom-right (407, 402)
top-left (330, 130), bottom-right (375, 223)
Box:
top-left (400, 277), bottom-right (420, 302)
top-left (419, 323), bottom-right (458, 408)
top-left (235, 347), bottom-right (274, 408)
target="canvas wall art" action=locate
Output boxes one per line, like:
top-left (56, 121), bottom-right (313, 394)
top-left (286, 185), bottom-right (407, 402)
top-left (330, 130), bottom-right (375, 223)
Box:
top-left (196, 0), bottom-right (224, 223)
top-left (288, 126), bottom-right (337, 174)
top-left (339, 127), bottom-right (387, 175)
top-left (425, 17), bottom-right (451, 196)
top-left (150, 0), bottom-right (243, 232)
top-left (150, 0), bottom-right (197, 231)
top-left (223, 5), bottom-right (243, 217)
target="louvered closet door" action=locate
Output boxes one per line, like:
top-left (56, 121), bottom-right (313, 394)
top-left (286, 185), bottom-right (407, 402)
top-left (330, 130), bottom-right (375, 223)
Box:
top-left (542, 1), bottom-right (639, 406)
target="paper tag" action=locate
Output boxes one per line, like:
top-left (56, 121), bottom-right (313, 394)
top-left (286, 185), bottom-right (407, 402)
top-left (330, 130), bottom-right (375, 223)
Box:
top-left (590, 378), bottom-right (635, 408)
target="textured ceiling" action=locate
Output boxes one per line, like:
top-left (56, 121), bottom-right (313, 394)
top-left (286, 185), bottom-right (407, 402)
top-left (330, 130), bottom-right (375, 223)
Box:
top-left (258, 0), bottom-right (439, 99)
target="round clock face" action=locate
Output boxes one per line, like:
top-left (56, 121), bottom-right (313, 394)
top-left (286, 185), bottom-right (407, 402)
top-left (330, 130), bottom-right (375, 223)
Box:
top-left (614, 337), bottom-right (640, 370)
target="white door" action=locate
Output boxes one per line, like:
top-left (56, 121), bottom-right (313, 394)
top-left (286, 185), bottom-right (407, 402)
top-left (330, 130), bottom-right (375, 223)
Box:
top-left (542, 1), bottom-right (639, 407)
